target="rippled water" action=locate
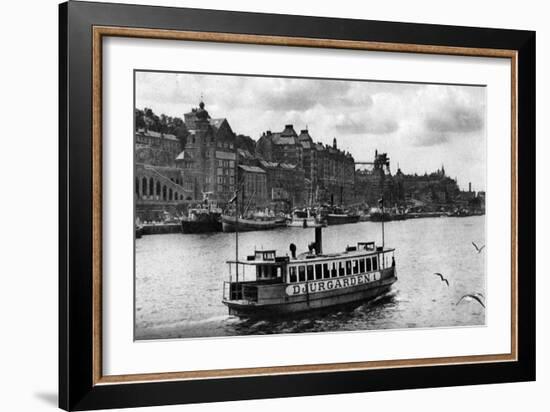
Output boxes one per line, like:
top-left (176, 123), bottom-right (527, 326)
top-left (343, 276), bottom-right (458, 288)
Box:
top-left (135, 216), bottom-right (485, 340)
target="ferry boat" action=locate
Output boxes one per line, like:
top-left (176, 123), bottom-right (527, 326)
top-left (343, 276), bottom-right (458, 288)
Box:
top-left (222, 226), bottom-right (397, 316)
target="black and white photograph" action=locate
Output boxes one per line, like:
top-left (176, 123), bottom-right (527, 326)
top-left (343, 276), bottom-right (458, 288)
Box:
top-left (134, 71), bottom-right (487, 340)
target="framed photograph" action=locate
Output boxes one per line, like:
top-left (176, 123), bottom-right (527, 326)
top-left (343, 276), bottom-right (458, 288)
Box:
top-left (59, 1), bottom-right (535, 410)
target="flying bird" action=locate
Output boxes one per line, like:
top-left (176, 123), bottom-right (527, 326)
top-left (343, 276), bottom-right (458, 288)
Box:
top-left (433, 273), bottom-right (450, 287)
top-left (457, 294), bottom-right (486, 308)
top-left (471, 242), bottom-right (485, 253)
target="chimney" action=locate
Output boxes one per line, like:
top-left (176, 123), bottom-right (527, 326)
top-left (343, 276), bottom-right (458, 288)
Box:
top-left (333, 138), bottom-right (337, 149)
top-left (469, 182), bottom-right (472, 192)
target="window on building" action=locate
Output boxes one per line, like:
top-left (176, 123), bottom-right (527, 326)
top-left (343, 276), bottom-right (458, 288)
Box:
top-left (298, 266), bottom-right (305, 282)
top-left (149, 178), bottom-right (154, 195)
top-left (353, 260), bottom-right (359, 274)
top-left (331, 263), bottom-right (337, 278)
top-left (346, 260), bottom-right (352, 275)
top-left (217, 184), bottom-right (223, 192)
top-left (162, 185), bottom-right (167, 201)
top-left (169, 188), bottom-right (173, 200)
top-left (339, 262), bottom-right (345, 277)
top-left (372, 256), bottom-right (378, 271)
top-left (289, 266), bottom-right (297, 283)
top-left (135, 178), bottom-right (139, 196)
top-left (141, 178), bottom-right (147, 197)
top-left (359, 259), bottom-right (365, 273)
top-left (366, 257), bottom-right (372, 272)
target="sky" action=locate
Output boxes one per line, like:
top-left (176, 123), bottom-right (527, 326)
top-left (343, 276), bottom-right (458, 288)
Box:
top-left (135, 71), bottom-right (487, 192)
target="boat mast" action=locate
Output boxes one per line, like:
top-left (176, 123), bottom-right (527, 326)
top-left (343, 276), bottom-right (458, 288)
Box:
top-left (235, 187), bottom-right (240, 283)
top-left (379, 197), bottom-right (385, 249)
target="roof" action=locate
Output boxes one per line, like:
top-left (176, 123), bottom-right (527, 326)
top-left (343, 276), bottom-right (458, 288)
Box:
top-left (238, 165), bottom-right (266, 174)
top-left (209, 118), bottom-right (226, 130)
top-left (237, 148), bottom-right (254, 159)
top-left (259, 160), bottom-right (278, 169)
top-left (175, 150), bottom-right (194, 161)
top-left (272, 134), bottom-right (298, 145)
top-left (137, 129), bottom-right (178, 141)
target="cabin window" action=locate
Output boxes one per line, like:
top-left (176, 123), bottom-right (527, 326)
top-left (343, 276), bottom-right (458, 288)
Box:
top-left (372, 256), bottom-right (378, 271)
top-left (331, 263), bottom-right (337, 278)
top-left (353, 260), bottom-right (359, 274)
top-left (289, 266), bottom-right (297, 283)
top-left (277, 267), bottom-right (282, 278)
top-left (359, 259), bottom-right (365, 273)
top-left (307, 265), bottom-right (314, 281)
top-left (315, 264), bottom-right (322, 280)
top-left (366, 258), bottom-right (372, 272)
top-left (298, 266), bottom-right (306, 282)
top-left (339, 262), bottom-right (345, 277)
top-left (323, 263), bottom-right (330, 279)
top-left (346, 260), bottom-right (352, 275)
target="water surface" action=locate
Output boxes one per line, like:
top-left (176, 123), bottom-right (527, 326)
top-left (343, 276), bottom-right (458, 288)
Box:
top-left (135, 216), bottom-right (485, 339)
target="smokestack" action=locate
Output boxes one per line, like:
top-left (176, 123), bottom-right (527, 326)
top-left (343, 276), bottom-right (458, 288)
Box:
top-left (315, 226), bottom-right (323, 255)
top-left (469, 182), bottom-right (472, 192)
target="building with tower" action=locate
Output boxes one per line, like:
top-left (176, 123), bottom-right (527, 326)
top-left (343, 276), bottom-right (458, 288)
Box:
top-left (182, 101), bottom-right (237, 204)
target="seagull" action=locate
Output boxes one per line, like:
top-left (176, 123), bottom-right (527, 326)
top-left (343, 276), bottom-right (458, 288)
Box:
top-left (457, 294), bottom-right (486, 308)
top-left (472, 242), bottom-right (485, 253)
top-left (433, 273), bottom-right (450, 287)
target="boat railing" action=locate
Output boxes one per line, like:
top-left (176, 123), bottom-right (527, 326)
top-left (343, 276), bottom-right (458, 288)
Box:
top-left (223, 281), bottom-right (258, 302)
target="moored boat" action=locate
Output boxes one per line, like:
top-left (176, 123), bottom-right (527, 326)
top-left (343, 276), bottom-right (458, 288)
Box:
top-left (221, 214), bottom-right (281, 232)
top-left (287, 208), bottom-right (317, 227)
top-left (181, 206), bottom-right (222, 234)
top-left (222, 226), bottom-right (397, 316)
top-left (326, 213), bottom-right (360, 226)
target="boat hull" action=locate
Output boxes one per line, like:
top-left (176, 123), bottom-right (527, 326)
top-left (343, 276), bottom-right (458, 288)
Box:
top-left (223, 272), bottom-right (397, 317)
top-left (221, 215), bottom-right (281, 232)
top-left (326, 214), bottom-right (360, 225)
top-left (287, 218), bottom-right (317, 228)
top-left (181, 220), bottom-right (222, 234)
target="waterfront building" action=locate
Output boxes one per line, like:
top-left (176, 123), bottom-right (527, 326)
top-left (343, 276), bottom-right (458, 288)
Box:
top-left (257, 125), bottom-right (355, 206)
top-left (237, 165), bottom-right (268, 211)
top-left (256, 124), bottom-right (304, 168)
top-left (135, 129), bottom-right (182, 167)
top-left (182, 101), bottom-right (237, 204)
top-left (297, 128), bottom-right (317, 189)
top-left (399, 165), bottom-right (459, 205)
top-left (314, 139), bottom-right (355, 205)
top-left (259, 160), bottom-right (305, 210)
top-left (135, 129), bottom-right (191, 221)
